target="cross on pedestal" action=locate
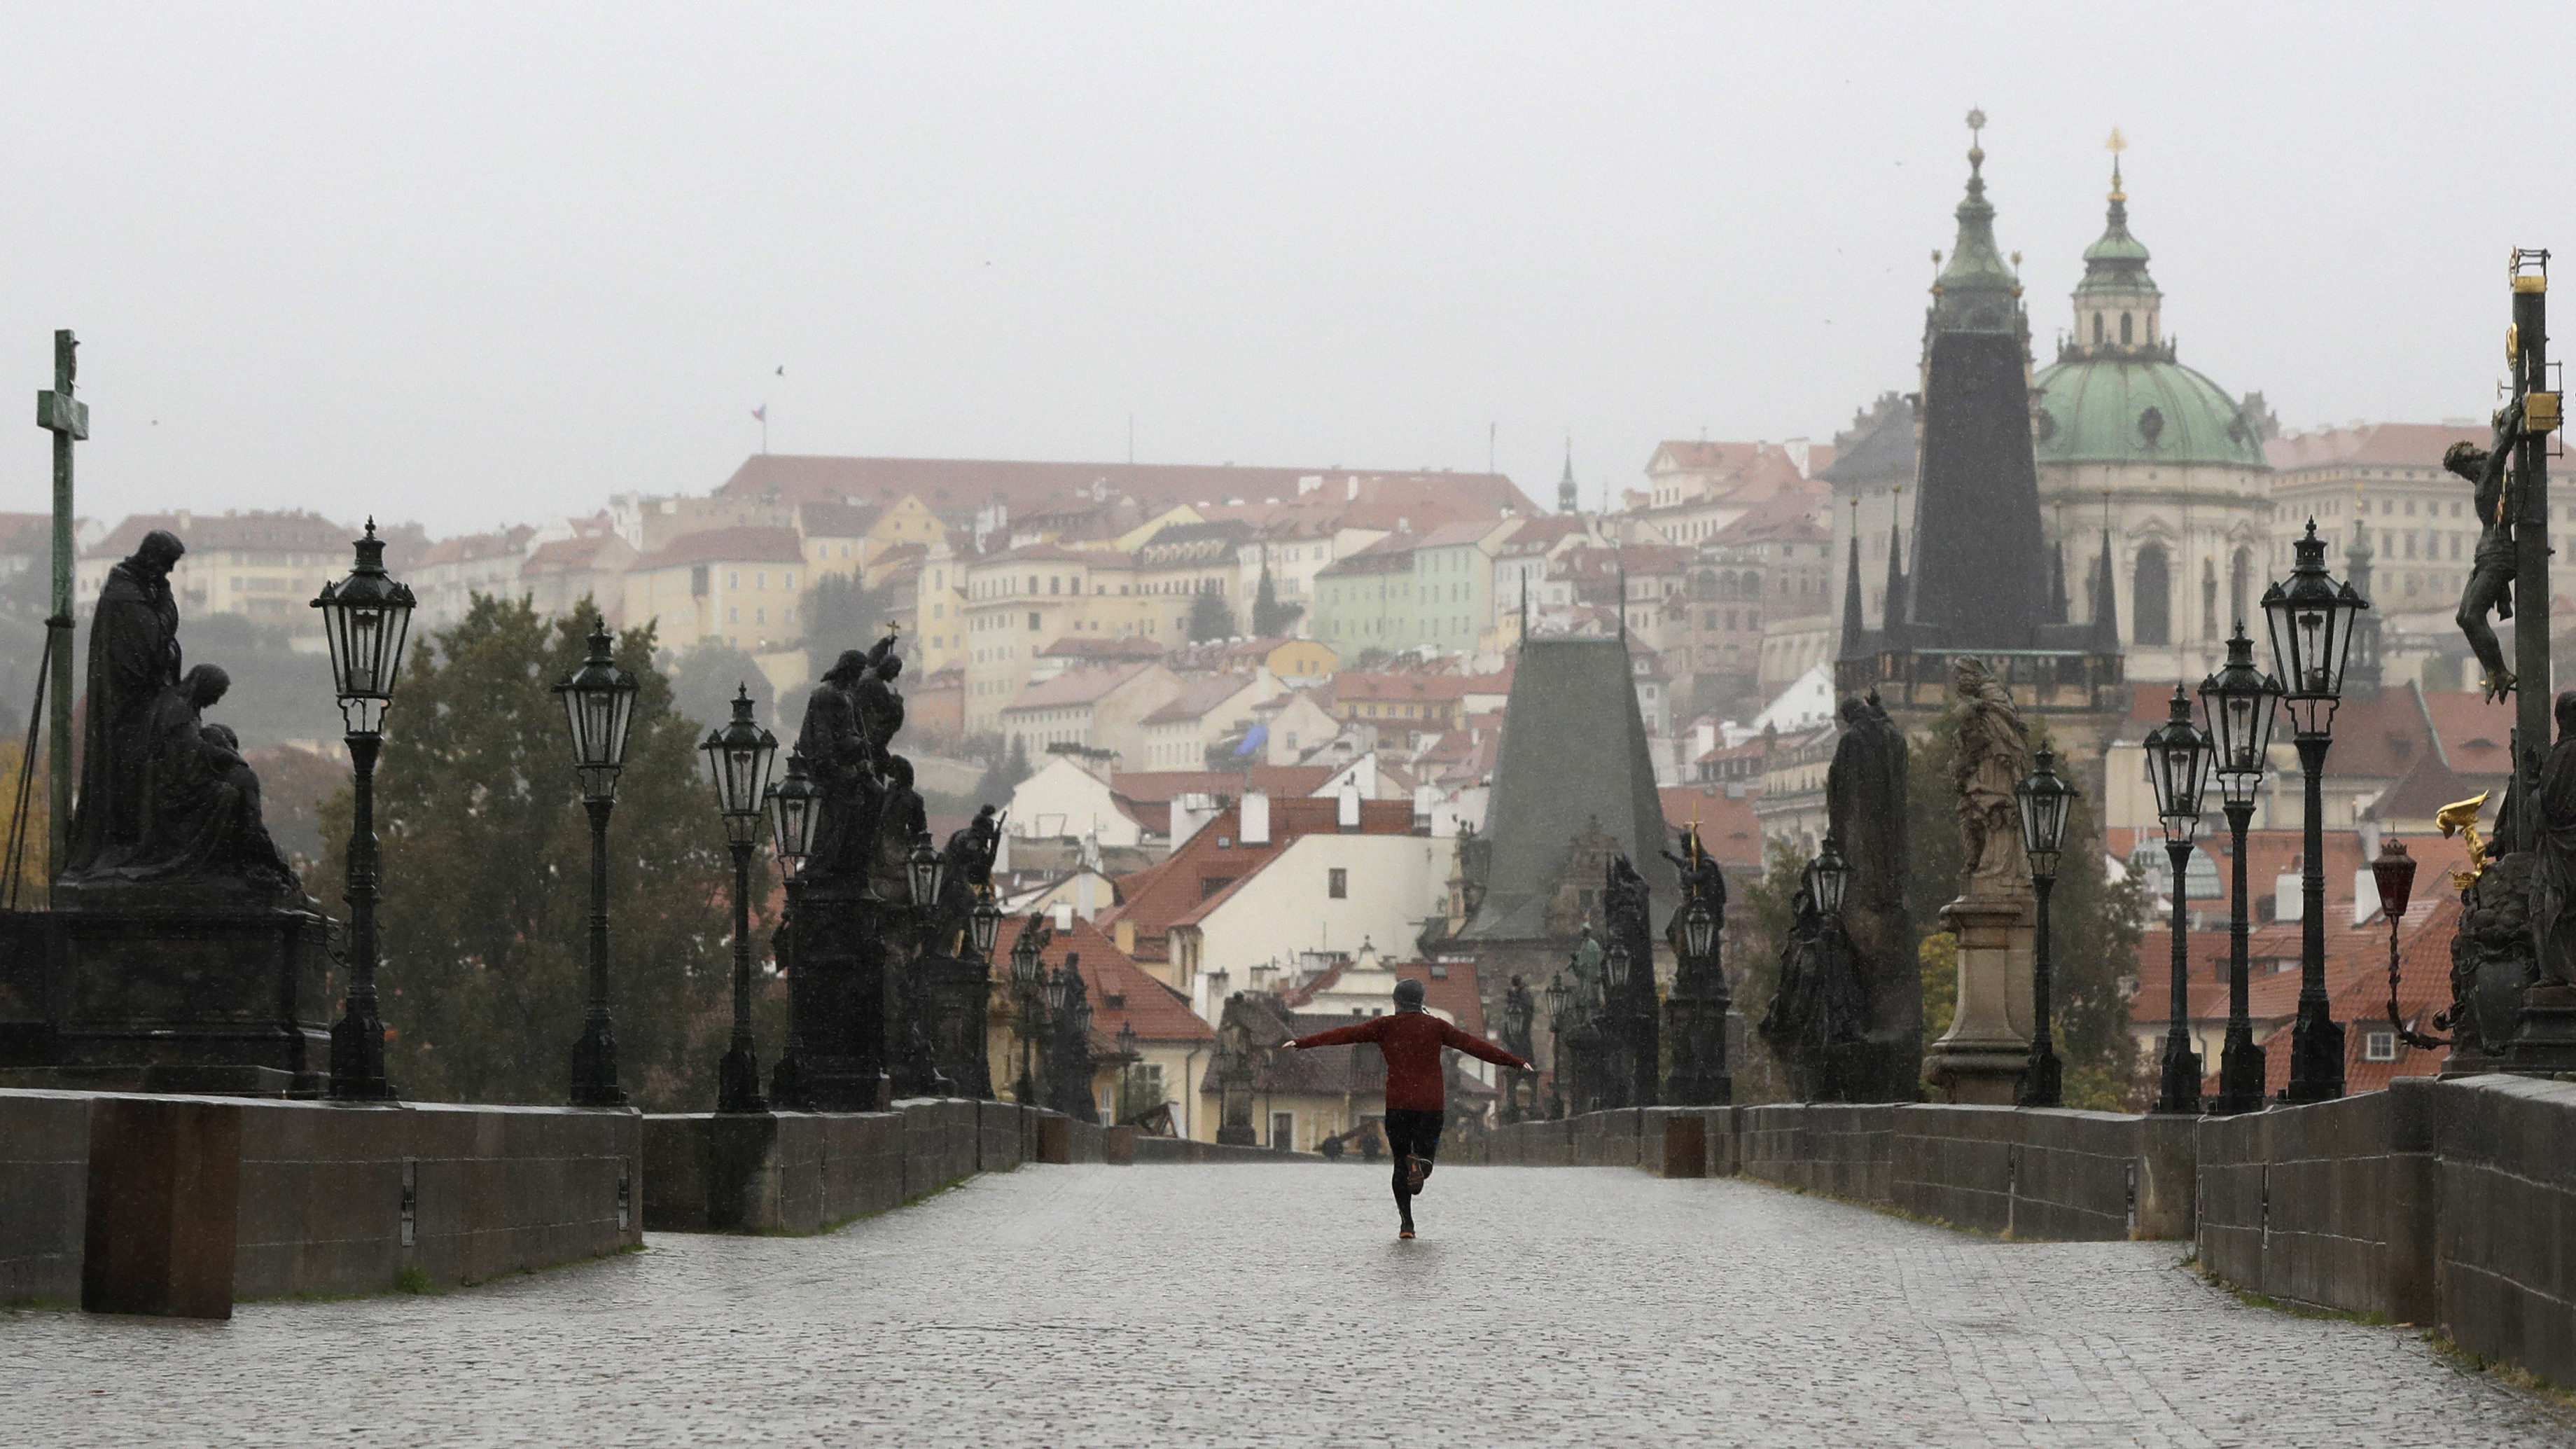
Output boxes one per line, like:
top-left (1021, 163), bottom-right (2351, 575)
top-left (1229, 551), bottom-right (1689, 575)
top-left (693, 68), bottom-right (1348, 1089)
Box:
top-left (36, 331), bottom-right (85, 880)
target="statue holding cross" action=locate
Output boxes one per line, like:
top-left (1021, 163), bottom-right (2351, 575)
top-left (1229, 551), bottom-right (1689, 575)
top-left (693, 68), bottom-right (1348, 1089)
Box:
top-left (36, 330), bottom-right (87, 880)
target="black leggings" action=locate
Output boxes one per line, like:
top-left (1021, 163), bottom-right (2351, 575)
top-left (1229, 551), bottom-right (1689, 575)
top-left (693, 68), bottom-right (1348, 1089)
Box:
top-left (1384, 1109), bottom-right (1445, 1213)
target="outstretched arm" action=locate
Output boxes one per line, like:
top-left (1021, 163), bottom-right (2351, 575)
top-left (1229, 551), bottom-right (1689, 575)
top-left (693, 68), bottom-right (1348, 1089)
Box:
top-left (1285, 1018), bottom-right (1384, 1051)
top-left (1440, 1021), bottom-right (1533, 1072)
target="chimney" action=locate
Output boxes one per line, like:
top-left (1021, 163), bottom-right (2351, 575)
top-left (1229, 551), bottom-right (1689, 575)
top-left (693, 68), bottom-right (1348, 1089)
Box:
top-left (1411, 784), bottom-right (1434, 834)
top-left (1241, 791), bottom-right (1270, 845)
top-left (1337, 782), bottom-right (1362, 833)
top-left (1113, 918), bottom-right (1136, 954)
top-left (1345, 477), bottom-right (1359, 501)
top-left (2274, 873), bottom-right (2302, 922)
top-left (1051, 901), bottom-right (1075, 932)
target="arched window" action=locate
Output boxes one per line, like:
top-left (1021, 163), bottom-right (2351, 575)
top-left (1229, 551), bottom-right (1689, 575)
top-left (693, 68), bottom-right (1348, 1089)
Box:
top-left (2134, 543), bottom-right (2171, 645)
top-left (2201, 558), bottom-right (2220, 640)
top-left (2121, 312), bottom-right (2134, 345)
top-left (2093, 313), bottom-right (2104, 345)
top-left (2229, 546), bottom-right (2253, 631)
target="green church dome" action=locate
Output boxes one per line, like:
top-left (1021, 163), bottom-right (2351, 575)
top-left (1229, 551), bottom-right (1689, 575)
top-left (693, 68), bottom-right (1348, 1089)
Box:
top-left (2032, 355), bottom-right (2267, 469)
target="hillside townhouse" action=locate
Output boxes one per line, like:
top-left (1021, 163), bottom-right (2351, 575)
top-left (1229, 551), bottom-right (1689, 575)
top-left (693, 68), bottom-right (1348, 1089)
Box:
top-left (80, 511), bottom-right (394, 637)
top-left (1002, 913), bottom-right (1219, 1132)
top-left (1138, 672), bottom-right (1276, 771)
top-left (620, 527), bottom-right (805, 652)
top-left (995, 660), bottom-right (1185, 762)
top-left (1309, 518), bottom-right (1520, 657)
top-left (1624, 439), bottom-right (1828, 546)
top-left (519, 532), bottom-right (636, 623)
top-left (1094, 791), bottom-right (1424, 995)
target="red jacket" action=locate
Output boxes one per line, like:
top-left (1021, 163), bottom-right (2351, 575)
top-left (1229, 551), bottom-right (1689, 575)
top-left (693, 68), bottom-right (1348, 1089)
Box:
top-left (1290, 1010), bottom-right (1532, 1112)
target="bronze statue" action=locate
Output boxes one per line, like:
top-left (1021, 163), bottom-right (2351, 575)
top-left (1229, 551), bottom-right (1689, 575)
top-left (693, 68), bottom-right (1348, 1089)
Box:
top-left (64, 529), bottom-right (185, 877)
top-left (1949, 658), bottom-right (2032, 885)
top-left (2449, 399), bottom-right (2524, 701)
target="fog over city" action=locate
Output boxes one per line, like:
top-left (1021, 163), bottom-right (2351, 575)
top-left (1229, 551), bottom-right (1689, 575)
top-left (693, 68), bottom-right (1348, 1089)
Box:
top-left (8, 4), bottom-right (2570, 534)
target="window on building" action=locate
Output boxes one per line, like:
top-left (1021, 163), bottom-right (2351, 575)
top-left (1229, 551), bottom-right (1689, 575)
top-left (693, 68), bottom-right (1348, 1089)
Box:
top-left (728, 571), bottom-right (740, 589)
top-left (2364, 1029), bottom-right (2399, 1062)
top-left (1028, 612), bottom-right (1041, 631)
top-left (1329, 868), bottom-right (1348, 899)
top-left (1269, 1111), bottom-right (1294, 1150)
top-left (2133, 543), bottom-right (2171, 646)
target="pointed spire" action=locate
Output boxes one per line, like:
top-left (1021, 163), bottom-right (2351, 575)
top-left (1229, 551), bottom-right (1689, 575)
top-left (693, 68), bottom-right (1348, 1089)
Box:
top-left (1839, 502), bottom-right (1867, 660)
top-left (2048, 539), bottom-right (2070, 625)
top-left (1928, 107), bottom-right (2024, 338)
top-left (1881, 487), bottom-right (1909, 644)
top-left (1557, 436), bottom-right (1578, 515)
top-left (2089, 526), bottom-right (2122, 651)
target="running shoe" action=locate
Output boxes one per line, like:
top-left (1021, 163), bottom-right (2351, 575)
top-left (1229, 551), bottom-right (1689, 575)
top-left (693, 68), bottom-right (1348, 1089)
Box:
top-left (1404, 1154), bottom-right (1430, 1193)
top-left (1398, 1226), bottom-right (1416, 1240)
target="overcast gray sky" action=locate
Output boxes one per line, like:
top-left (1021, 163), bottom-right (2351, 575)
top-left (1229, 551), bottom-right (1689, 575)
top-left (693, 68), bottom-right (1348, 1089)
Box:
top-left (9, 3), bottom-right (2570, 537)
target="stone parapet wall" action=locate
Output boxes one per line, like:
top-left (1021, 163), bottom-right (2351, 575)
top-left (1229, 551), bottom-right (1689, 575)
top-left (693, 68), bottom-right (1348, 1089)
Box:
top-left (643, 1100), bottom-right (1098, 1235)
top-left (2198, 1074), bottom-right (2576, 1389)
top-left (0, 1089), bottom-right (641, 1315)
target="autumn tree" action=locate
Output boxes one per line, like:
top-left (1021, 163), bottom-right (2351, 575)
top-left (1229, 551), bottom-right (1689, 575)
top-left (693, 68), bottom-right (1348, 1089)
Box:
top-left (309, 595), bottom-right (781, 1109)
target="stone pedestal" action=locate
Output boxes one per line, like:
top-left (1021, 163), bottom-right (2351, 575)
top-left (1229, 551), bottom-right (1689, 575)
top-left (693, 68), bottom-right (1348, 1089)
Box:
top-left (0, 907), bottom-right (332, 1098)
top-left (1926, 893), bottom-right (2033, 1106)
top-left (770, 886), bottom-right (891, 1113)
top-left (2507, 983), bottom-right (2576, 1073)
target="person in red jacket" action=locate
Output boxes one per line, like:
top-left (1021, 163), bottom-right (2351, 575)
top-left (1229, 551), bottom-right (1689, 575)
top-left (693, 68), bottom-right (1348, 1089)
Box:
top-left (1284, 977), bottom-right (1533, 1239)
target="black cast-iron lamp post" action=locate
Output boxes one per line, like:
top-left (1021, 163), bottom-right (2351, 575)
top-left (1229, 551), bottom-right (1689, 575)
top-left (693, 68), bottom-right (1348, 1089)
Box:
top-left (1116, 1020), bottom-right (1140, 1123)
top-left (1603, 941), bottom-right (1634, 1110)
top-left (1682, 897), bottom-right (1718, 960)
top-left (1543, 973), bottom-right (1571, 1118)
top-left (2264, 520), bottom-right (2368, 1103)
top-left (968, 889), bottom-right (1003, 961)
top-left (907, 833), bottom-right (943, 910)
top-left (2014, 746), bottom-right (2076, 1109)
top-left (2200, 625), bottom-right (2283, 1114)
top-left (702, 684), bottom-right (777, 1113)
top-left (1010, 917), bottom-right (1045, 1104)
top-left (1809, 838), bottom-right (1851, 917)
top-left (556, 614), bottom-right (639, 1107)
top-left (2145, 686), bottom-right (2214, 1115)
top-left (312, 520), bottom-right (416, 1102)
top-left (763, 751), bottom-right (819, 1105)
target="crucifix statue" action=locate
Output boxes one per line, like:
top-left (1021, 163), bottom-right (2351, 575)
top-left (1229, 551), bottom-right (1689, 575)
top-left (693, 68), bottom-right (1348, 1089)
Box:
top-left (36, 330), bottom-right (88, 878)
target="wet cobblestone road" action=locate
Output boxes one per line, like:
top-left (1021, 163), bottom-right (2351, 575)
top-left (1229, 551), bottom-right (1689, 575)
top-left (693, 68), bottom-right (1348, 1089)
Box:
top-left (6, 1163), bottom-right (2570, 1446)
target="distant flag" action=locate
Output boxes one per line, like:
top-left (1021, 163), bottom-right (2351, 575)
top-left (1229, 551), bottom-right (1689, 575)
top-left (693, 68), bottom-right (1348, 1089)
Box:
top-left (1232, 724), bottom-right (1268, 757)
top-left (750, 404), bottom-right (767, 423)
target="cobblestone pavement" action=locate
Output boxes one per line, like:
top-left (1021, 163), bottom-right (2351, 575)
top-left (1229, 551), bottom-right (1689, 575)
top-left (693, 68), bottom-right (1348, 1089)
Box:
top-left (6, 1165), bottom-right (2572, 1446)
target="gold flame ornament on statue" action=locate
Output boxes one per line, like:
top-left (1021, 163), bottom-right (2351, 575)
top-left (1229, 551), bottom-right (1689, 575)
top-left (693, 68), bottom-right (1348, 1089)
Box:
top-left (2438, 791), bottom-right (2492, 891)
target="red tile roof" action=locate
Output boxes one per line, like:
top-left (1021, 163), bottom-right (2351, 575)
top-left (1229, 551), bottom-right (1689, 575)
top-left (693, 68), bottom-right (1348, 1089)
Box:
top-left (1001, 662), bottom-right (1158, 712)
top-left (1101, 795), bottom-right (1419, 953)
top-left (631, 526), bottom-right (804, 569)
top-left (2266, 423), bottom-right (2488, 472)
top-left (1028, 915), bottom-right (1213, 1044)
top-left (1142, 673), bottom-right (1263, 726)
top-left (1107, 765), bottom-right (1335, 812)
top-left (1657, 787), bottom-right (1764, 868)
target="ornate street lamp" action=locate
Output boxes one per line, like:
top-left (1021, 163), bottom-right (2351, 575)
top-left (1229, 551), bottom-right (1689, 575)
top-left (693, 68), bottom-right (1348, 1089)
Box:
top-left (312, 520), bottom-right (416, 1102)
top-left (968, 889), bottom-right (1004, 961)
top-left (1604, 941), bottom-right (1632, 992)
top-left (555, 614), bottom-right (639, 1107)
top-left (1115, 1019), bottom-right (1141, 1124)
top-left (1008, 915), bottom-right (1045, 1104)
top-left (701, 684), bottom-right (777, 1113)
top-left (2263, 520), bottom-right (2368, 1102)
top-left (1681, 897), bottom-right (1718, 960)
top-left (1543, 973), bottom-right (1572, 1118)
top-left (2200, 625), bottom-right (2282, 1114)
top-left (2145, 686), bottom-right (2213, 1115)
top-left (907, 832), bottom-right (943, 910)
top-left (763, 751), bottom-right (820, 1106)
top-left (2014, 746), bottom-right (2077, 1109)
top-left (1808, 839), bottom-right (1851, 917)
top-left (2372, 838), bottom-right (2442, 1052)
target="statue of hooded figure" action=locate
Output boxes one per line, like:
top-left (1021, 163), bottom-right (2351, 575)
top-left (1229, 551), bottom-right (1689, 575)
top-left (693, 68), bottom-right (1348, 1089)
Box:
top-left (64, 529), bottom-right (186, 879)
